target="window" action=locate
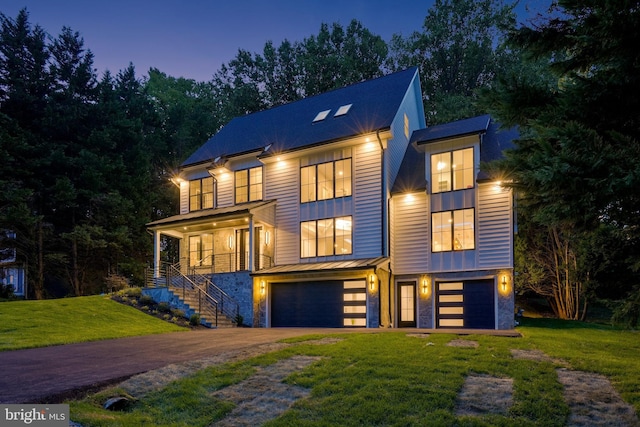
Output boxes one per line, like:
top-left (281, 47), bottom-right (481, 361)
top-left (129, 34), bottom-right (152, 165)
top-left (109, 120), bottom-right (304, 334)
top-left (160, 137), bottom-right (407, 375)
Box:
top-left (189, 177), bottom-right (214, 211)
top-left (432, 208), bottom-right (475, 252)
top-left (301, 216), bottom-right (352, 258)
top-left (404, 113), bottom-right (410, 139)
top-left (235, 167), bottom-right (263, 204)
top-left (189, 234), bottom-right (213, 267)
top-left (300, 159), bottom-right (352, 203)
top-left (431, 148), bottom-right (474, 193)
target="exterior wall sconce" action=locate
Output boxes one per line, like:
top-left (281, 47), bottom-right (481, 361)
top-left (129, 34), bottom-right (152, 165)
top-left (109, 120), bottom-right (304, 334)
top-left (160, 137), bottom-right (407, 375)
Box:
top-left (369, 273), bottom-right (377, 291)
top-left (228, 235), bottom-right (234, 250)
top-left (421, 277), bottom-right (430, 295)
top-left (501, 274), bottom-right (508, 292)
top-left (170, 176), bottom-right (184, 188)
top-left (260, 280), bottom-right (266, 295)
top-left (265, 230), bottom-right (271, 246)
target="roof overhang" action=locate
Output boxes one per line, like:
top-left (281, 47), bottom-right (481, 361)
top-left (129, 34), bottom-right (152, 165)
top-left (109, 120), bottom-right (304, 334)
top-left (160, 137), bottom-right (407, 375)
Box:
top-left (147, 200), bottom-right (276, 237)
top-left (252, 257), bottom-right (388, 277)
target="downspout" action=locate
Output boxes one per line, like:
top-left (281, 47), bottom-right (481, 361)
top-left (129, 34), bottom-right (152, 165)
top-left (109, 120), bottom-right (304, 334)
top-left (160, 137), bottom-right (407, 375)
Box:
top-left (376, 129), bottom-right (386, 256)
top-left (388, 261), bottom-right (393, 328)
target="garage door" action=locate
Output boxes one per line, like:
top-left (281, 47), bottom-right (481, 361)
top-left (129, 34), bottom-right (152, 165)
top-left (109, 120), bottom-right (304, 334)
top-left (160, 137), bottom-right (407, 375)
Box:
top-left (271, 280), bottom-right (366, 327)
top-left (436, 280), bottom-right (495, 329)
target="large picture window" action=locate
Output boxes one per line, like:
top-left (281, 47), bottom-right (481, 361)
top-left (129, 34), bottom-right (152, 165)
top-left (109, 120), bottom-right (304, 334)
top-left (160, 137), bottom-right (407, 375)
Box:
top-left (431, 148), bottom-right (474, 193)
top-left (301, 159), bottom-right (352, 203)
top-left (301, 216), bottom-right (352, 258)
top-left (432, 208), bottom-right (475, 252)
top-left (189, 177), bottom-right (214, 211)
top-left (235, 166), bottom-right (263, 204)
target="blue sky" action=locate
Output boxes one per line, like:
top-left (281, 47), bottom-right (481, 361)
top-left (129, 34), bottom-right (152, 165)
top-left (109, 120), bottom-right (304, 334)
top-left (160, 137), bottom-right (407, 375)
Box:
top-left (1, 0), bottom-right (551, 82)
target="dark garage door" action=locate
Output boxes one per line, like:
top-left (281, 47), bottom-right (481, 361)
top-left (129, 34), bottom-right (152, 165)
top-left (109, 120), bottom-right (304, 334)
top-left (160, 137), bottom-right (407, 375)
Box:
top-left (436, 279), bottom-right (495, 329)
top-left (271, 281), bottom-right (344, 327)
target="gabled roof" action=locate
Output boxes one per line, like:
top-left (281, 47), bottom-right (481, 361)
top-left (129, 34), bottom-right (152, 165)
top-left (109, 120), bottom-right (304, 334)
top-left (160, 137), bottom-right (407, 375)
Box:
top-left (393, 115), bottom-right (518, 192)
top-left (410, 114), bottom-right (491, 146)
top-left (182, 67), bottom-right (419, 167)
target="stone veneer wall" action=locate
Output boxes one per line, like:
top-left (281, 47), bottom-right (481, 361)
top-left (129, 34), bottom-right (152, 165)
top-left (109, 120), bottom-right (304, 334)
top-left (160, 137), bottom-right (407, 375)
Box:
top-left (208, 272), bottom-right (253, 326)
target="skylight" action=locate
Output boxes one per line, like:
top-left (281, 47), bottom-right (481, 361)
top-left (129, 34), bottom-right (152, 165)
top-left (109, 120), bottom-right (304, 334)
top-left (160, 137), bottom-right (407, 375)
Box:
top-left (313, 109), bottom-right (331, 122)
top-left (334, 104), bottom-right (352, 117)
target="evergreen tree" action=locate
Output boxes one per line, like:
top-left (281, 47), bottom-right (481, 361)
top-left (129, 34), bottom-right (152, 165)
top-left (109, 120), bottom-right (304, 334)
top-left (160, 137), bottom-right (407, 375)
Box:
top-left (485, 0), bottom-right (640, 322)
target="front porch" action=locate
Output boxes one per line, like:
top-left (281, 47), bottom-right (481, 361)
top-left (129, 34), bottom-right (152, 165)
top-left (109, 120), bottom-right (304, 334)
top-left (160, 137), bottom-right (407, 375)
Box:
top-left (147, 200), bottom-right (276, 278)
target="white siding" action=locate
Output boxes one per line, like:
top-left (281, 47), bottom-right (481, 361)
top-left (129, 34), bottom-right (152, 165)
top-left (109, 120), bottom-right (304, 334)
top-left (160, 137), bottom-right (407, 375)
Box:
top-left (265, 158), bottom-right (300, 264)
top-left (179, 181), bottom-right (188, 214)
top-left (477, 183), bottom-right (513, 268)
top-left (392, 192), bottom-right (429, 274)
top-left (216, 172), bottom-right (234, 208)
top-left (353, 142), bottom-right (383, 258)
top-left (253, 203), bottom-right (276, 226)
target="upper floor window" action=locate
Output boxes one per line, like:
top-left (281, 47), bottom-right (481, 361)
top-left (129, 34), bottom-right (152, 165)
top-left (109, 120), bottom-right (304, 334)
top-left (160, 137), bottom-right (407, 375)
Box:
top-left (301, 158), bottom-right (352, 203)
top-left (432, 208), bottom-right (475, 252)
top-left (301, 216), bottom-right (352, 258)
top-left (189, 177), bottom-right (214, 211)
top-left (235, 166), bottom-right (263, 204)
top-left (431, 147), bottom-right (474, 193)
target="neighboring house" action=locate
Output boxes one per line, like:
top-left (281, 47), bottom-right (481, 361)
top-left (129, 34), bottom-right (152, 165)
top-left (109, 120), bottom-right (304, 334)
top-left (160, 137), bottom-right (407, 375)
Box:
top-left (0, 231), bottom-right (26, 297)
top-left (148, 68), bottom-right (517, 329)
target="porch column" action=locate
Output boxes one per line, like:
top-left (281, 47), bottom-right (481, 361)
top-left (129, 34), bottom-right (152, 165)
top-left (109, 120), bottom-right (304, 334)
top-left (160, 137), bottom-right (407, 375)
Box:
top-left (248, 216), bottom-right (254, 272)
top-left (153, 230), bottom-right (161, 278)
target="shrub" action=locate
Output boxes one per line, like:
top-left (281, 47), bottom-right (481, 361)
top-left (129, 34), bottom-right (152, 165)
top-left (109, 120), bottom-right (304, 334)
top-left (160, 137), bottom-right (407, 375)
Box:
top-left (0, 283), bottom-right (15, 300)
top-left (123, 287), bottom-right (142, 298)
top-left (162, 314), bottom-right (171, 320)
top-left (189, 314), bottom-right (201, 326)
top-left (139, 295), bottom-right (154, 305)
top-left (157, 302), bottom-right (171, 313)
top-left (173, 309), bottom-right (185, 318)
top-left (105, 274), bottom-right (130, 293)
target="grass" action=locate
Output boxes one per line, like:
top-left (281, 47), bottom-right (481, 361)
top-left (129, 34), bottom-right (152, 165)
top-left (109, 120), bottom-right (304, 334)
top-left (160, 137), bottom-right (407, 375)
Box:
top-left (0, 295), bottom-right (186, 351)
top-left (70, 319), bottom-right (640, 427)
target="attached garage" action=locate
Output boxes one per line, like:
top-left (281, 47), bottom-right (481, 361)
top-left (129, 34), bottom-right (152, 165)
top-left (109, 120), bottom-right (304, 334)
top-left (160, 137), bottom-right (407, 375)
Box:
top-left (436, 279), bottom-right (495, 329)
top-left (270, 280), bottom-right (367, 327)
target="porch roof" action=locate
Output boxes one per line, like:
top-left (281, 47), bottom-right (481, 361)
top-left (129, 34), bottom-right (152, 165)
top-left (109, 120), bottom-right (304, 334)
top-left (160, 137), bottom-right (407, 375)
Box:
top-left (252, 257), bottom-right (388, 276)
top-left (146, 200), bottom-right (276, 229)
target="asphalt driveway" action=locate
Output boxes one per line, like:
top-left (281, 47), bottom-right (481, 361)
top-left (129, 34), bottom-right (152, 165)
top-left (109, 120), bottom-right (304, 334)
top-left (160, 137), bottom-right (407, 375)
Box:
top-left (0, 328), bottom-right (345, 404)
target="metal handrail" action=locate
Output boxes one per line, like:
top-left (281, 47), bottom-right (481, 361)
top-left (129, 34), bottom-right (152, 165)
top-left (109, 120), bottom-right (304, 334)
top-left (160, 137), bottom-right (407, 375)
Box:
top-left (148, 261), bottom-right (240, 326)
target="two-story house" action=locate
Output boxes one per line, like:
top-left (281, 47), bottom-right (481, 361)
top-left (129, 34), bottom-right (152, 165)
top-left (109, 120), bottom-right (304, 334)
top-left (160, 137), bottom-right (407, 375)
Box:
top-left (147, 68), bottom-right (517, 329)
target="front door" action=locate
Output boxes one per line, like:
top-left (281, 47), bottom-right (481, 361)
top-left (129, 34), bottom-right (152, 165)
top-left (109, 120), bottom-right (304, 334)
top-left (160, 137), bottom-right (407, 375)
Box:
top-left (397, 282), bottom-right (416, 327)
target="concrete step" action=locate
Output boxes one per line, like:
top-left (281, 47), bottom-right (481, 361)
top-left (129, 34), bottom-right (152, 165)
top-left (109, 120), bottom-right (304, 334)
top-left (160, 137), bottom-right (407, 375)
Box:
top-left (167, 287), bottom-right (236, 328)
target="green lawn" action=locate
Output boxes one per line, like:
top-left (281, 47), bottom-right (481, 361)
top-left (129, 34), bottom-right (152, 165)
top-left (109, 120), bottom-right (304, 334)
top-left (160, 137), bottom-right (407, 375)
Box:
top-left (70, 318), bottom-right (640, 427)
top-left (0, 295), bottom-right (185, 351)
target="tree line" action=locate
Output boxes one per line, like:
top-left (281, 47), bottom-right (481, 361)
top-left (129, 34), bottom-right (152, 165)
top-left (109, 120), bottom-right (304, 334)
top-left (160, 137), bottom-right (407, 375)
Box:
top-left (1, 1), bottom-right (638, 326)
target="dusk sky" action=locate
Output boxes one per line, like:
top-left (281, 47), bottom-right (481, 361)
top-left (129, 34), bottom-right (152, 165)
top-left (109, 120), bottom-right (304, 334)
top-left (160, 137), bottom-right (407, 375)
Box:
top-left (2, 1), bottom-right (551, 82)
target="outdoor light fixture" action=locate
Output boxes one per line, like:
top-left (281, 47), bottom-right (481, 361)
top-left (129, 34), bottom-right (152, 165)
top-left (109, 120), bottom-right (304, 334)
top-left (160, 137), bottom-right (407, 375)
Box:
top-left (170, 177), bottom-right (184, 188)
top-left (369, 273), bottom-right (377, 291)
top-left (421, 277), bottom-right (429, 295)
top-left (260, 280), bottom-right (266, 295)
top-left (228, 235), bottom-right (234, 250)
top-left (501, 275), bottom-right (508, 292)
top-left (265, 231), bottom-right (271, 245)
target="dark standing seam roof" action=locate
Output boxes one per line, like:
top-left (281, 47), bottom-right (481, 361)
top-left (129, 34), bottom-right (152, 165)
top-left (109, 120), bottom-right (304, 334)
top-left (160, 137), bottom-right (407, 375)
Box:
top-left (392, 115), bottom-right (518, 192)
top-left (182, 67), bottom-right (419, 167)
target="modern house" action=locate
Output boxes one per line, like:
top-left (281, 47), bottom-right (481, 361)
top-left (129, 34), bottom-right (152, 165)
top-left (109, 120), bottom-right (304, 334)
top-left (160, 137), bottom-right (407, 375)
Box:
top-left (147, 68), bottom-right (516, 329)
